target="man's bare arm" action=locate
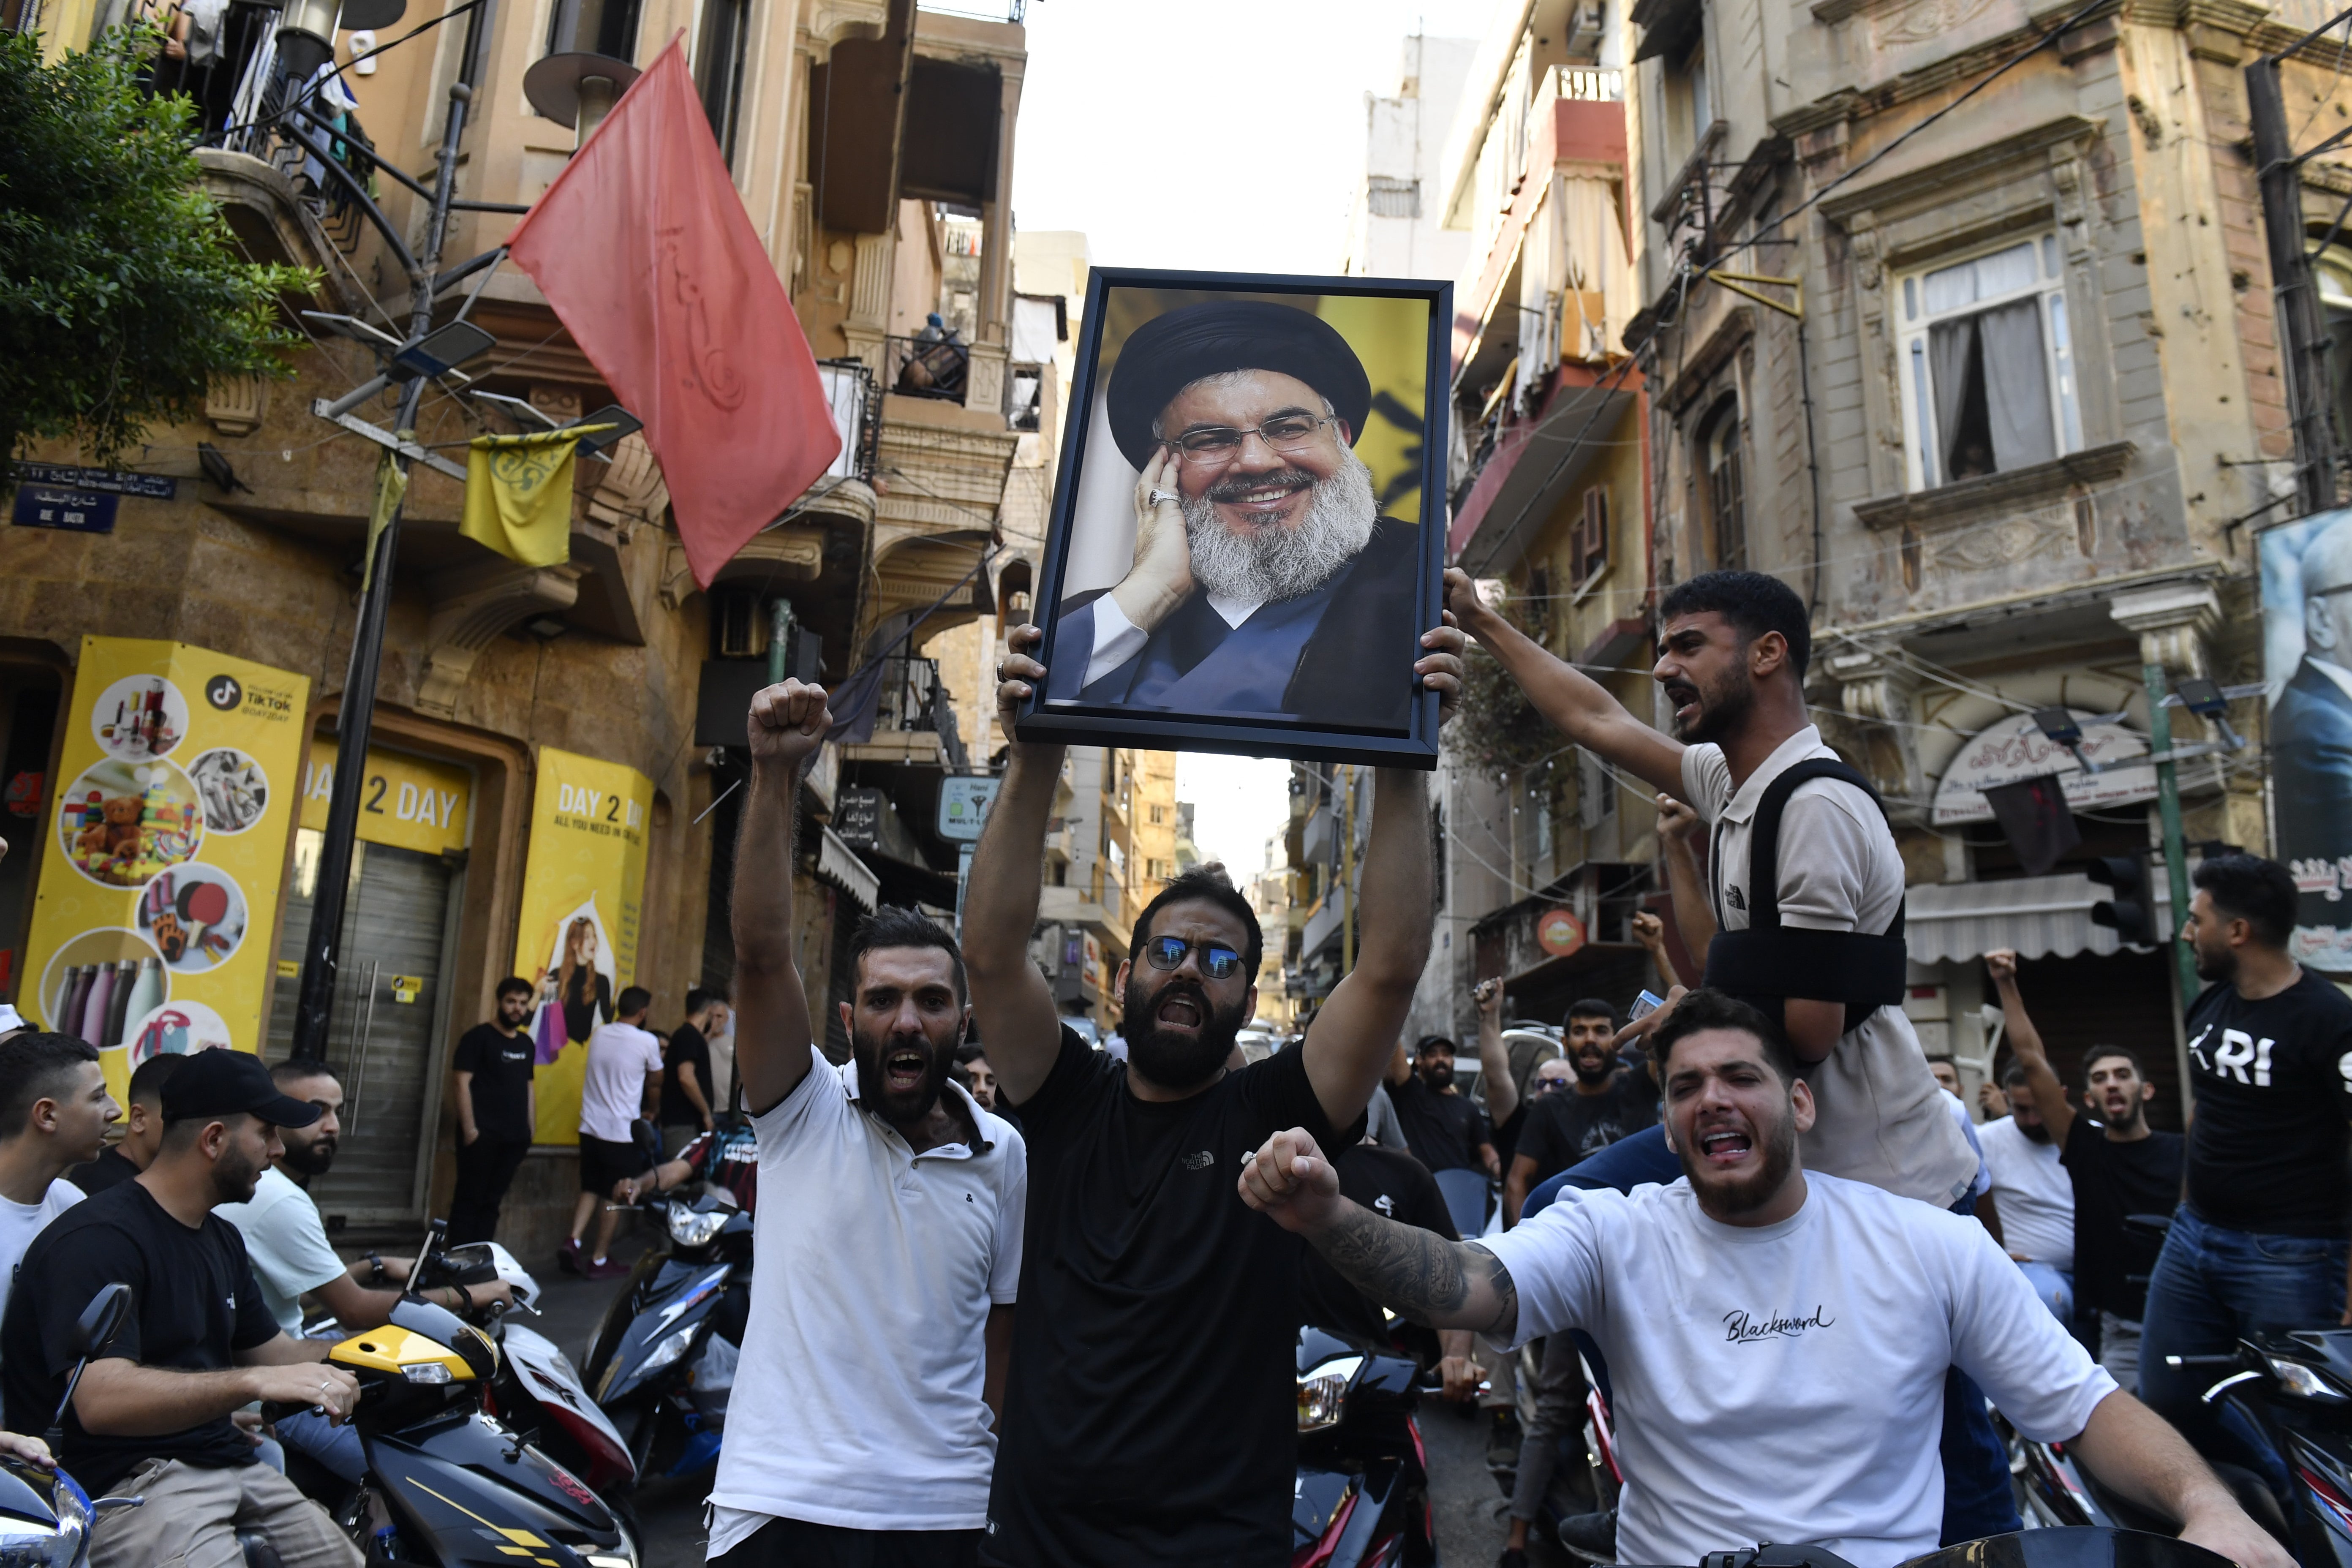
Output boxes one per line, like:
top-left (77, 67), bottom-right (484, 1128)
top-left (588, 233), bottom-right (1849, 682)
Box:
top-left (1986, 949), bottom-right (2075, 1146)
top-left (1504, 1153), bottom-right (1538, 1227)
top-left (1239, 1127), bottom-right (1519, 1338)
top-left (1304, 768), bottom-right (1437, 1127)
top-left (964, 626), bottom-right (1068, 1108)
top-left (732, 682), bottom-right (830, 1116)
top-left (1472, 978), bottom-right (1516, 1129)
top-left (77, 1353), bottom-right (354, 1437)
top-left (2068, 1390), bottom-right (2294, 1568)
top-left (1315, 1200), bottom-right (1520, 1337)
top-left (1444, 568), bottom-right (1686, 799)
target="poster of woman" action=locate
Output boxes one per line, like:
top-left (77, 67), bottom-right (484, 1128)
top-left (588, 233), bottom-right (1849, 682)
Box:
top-left (530, 898), bottom-right (615, 1065)
top-left (512, 746), bottom-right (653, 1144)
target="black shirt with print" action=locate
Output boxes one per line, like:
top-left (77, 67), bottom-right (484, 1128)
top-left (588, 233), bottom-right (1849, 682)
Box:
top-left (2182, 970), bottom-right (2352, 1236)
top-left (985, 1030), bottom-right (1359, 1567)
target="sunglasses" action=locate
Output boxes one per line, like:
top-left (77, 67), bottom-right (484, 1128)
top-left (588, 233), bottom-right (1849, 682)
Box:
top-left (1142, 935), bottom-right (1244, 981)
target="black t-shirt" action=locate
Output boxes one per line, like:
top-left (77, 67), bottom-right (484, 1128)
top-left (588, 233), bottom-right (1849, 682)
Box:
top-left (676, 1123), bottom-right (760, 1211)
top-left (2182, 970), bottom-right (2352, 1236)
top-left (1388, 1074), bottom-right (1492, 1174)
top-left (662, 1024), bottom-right (713, 1127)
top-left (1, 1182), bottom-right (279, 1494)
top-left (453, 1023), bottom-right (536, 1143)
top-left (1298, 1144), bottom-right (1457, 1342)
top-left (66, 1146), bottom-right (142, 1196)
top-left (1514, 1070), bottom-right (1663, 1185)
top-left (1491, 1101), bottom-right (1529, 1169)
top-left (2062, 1115), bottom-right (2184, 1320)
top-left (985, 1029), bottom-right (1359, 1567)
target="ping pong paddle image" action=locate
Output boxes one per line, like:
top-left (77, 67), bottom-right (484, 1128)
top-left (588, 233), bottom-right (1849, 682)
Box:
top-left (177, 880), bottom-right (229, 927)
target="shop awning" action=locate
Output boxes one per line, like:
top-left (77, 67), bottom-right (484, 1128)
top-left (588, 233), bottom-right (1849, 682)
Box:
top-left (1904, 871), bottom-right (2170, 966)
top-left (817, 825), bottom-right (880, 913)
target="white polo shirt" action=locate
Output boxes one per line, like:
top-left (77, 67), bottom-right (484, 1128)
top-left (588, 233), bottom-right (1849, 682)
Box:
top-left (708, 1048), bottom-right (1026, 1547)
top-left (1686, 727), bottom-right (1979, 1208)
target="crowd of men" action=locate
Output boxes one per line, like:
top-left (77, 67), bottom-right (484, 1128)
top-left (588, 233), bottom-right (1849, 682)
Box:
top-left (0, 327), bottom-right (2346, 1568)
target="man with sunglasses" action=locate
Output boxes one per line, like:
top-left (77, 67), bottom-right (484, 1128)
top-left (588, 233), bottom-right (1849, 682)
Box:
top-left (1039, 300), bottom-right (1422, 730)
top-left (971, 622), bottom-right (1462, 1567)
top-left (2275, 514), bottom-right (2352, 945)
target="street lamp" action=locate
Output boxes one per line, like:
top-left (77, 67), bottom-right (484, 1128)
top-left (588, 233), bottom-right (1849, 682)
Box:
top-left (523, 51), bottom-right (642, 150)
top-left (274, 0), bottom-right (402, 83)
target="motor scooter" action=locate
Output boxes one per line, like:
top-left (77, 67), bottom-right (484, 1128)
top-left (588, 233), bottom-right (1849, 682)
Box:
top-left (578, 1181), bottom-right (752, 1482)
top-left (282, 1220), bottom-right (641, 1566)
top-left (1293, 1324), bottom-right (1438, 1568)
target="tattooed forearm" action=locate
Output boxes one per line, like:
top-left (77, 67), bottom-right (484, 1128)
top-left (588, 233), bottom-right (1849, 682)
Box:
top-left (1312, 1200), bottom-right (1520, 1337)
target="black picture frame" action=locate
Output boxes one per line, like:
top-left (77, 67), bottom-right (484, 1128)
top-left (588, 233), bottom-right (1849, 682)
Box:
top-left (1012, 267), bottom-right (1454, 770)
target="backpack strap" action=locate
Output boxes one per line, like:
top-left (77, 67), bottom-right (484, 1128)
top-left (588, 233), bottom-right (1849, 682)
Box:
top-left (1701, 756), bottom-right (1907, 1033)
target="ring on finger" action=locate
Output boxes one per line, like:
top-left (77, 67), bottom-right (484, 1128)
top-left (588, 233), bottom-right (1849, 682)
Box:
top-left (1148, 488), bottom-right (1178, 506)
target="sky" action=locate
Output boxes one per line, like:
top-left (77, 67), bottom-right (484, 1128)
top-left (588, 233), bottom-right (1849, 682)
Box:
top-left (1000, 0), bottom-right (1502, 868)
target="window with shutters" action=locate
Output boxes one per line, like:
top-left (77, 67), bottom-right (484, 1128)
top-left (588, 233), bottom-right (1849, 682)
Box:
top-left (1697, 397), bottom-right (1746, 570)
top-left (1573, 486), bottom-right (1609, 586)
top-left (1368, 177), bottom-right (1422, 219)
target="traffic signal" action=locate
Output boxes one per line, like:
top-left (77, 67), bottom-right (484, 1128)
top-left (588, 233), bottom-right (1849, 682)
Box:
top-left (2087, 855), bottom-right (2156, 945)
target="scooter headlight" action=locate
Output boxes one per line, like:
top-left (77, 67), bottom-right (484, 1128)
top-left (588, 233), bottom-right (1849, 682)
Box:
top-left (667, 1206), bottom-right (728, 1249)
top-left (639, 1322), bottom-right (700, 1377)
top-left (2267, 1355), bottom-right (2349, 1403)
top-left (1297, 1355), bottom-right (1363, 1432)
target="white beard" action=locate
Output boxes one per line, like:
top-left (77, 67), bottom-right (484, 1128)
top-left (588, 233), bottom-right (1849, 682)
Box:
top-left (1180, 448), bottom-right (1379, 605)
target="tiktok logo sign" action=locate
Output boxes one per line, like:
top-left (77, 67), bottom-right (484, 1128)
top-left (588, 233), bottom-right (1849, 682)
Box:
top-left (2188, 1024), bottom-right (2278, 1087)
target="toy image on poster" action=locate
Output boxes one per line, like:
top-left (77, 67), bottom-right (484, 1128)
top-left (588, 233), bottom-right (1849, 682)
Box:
top-left (528, 896), bottom-right (615, 1064)
top-left (2263, 508), bottom-right (2352, 974)
top-left (513, 746), bottom-right (652, 1145)
top-left (1016, 269), bottom-right (1450, 767)
top-left (20, 637), bottom-right (309, 1102)
top-left (56, 757), bottom-right (203, 886)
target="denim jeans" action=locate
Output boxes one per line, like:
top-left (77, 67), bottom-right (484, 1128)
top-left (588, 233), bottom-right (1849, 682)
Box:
top-left (275, 1406), bottom-right (365, 1485)
top-left (2015, 1261), bottom-right (2074, 1326)
top-left (1539, 1132), bottom-right (2022, 1545)
top-left (2140, 1203), bottom-right (2349, 1476)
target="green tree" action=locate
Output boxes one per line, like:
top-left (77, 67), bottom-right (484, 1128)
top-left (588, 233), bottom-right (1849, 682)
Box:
top-left (0, 26), bottom-right (311, 486)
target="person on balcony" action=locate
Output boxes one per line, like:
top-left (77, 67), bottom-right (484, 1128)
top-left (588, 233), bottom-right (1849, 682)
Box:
top-left (1042, 301), bottom-right (1422, 730)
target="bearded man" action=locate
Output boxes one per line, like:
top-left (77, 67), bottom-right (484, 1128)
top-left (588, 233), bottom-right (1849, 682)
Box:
top-left (218, 1059), bottom-right (511, 1485)
top-left (1238, 990), bottom-right (2292, 1568)
top-left (1043, 300), bottom-right (1421, 728)
top-left (704, 681), bottom-right (1026, 1568)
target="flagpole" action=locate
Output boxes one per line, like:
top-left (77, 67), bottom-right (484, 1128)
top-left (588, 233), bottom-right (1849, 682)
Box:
top-left (290, 3), bottom-right (498, 1063)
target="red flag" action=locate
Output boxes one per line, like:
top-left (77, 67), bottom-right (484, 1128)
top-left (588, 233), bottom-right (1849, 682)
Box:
top-left (507, 39), bottom-right (841, 588)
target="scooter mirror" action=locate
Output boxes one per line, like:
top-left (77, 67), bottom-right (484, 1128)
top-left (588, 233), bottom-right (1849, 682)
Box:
top-left (71, 1283), bottom-right (131, 1359)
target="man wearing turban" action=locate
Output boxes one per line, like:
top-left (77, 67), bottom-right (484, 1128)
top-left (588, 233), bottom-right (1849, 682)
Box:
top-left (1042, 300), bottom-right (1423, 729)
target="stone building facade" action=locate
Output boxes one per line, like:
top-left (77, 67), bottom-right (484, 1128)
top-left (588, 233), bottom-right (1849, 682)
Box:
top-left (1, 0), bottom-right (1037, 1251)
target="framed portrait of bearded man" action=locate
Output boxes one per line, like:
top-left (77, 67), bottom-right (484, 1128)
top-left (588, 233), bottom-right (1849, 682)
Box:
top-left (1014, 269), bottom-right (1451, 767)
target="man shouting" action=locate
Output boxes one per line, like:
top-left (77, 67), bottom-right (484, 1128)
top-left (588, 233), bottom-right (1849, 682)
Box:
top-left (705, 681), bottom-right (1026, 1568)
top-left (972, 614), bottom-right (1462, 1565)
top-left (1042, 300), bottom-right (1422, 728)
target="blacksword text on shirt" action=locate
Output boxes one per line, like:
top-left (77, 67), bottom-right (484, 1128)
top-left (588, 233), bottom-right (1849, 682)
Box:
top-left (1722, 1306), bottom-right (1835, 1343)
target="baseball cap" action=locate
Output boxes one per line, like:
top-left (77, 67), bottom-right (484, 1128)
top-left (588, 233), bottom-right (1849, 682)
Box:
top-left (160, 1048), bottom-right (325, 1128)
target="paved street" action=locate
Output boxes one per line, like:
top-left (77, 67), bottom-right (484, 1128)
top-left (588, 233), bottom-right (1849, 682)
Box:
top-left (526, 1222), bottom-right (1563, 1568)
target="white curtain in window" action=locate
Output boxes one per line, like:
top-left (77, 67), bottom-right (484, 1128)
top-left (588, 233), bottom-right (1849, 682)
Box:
top-left (1929, 316), bottom-right (1976, 476)
top-left (1978, 299), bottom-right (2055, 471)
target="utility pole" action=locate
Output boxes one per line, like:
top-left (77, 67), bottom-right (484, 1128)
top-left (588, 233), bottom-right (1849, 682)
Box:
top-left (2249, 51), bottom-right (2339, 514)
top-left (290, 5), bottom-right (498, 1061)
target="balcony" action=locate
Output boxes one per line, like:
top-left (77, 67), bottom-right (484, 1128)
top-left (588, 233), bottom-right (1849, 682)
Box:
top-left (888, 333), bottom-right (971, 403)
top-left (839, 655), bottom-right (972, 768)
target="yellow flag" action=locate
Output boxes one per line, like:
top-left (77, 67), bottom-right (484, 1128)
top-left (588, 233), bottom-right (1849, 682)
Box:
top-left (461, 426), bottom-right (612, 568)
top-left (361, 441), bottom-right (408, 592)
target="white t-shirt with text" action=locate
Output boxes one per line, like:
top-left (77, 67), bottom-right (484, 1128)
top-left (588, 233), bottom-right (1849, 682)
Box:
top-left (1977, 1115), bottom-right (2075, 1270)
top-left (708, 1048), bottom-right (1026, 1547)
top-left (1482, 1172), bottom-right (2115, 1568)
top-left (579, 1021), bottom-right (664, 1142)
